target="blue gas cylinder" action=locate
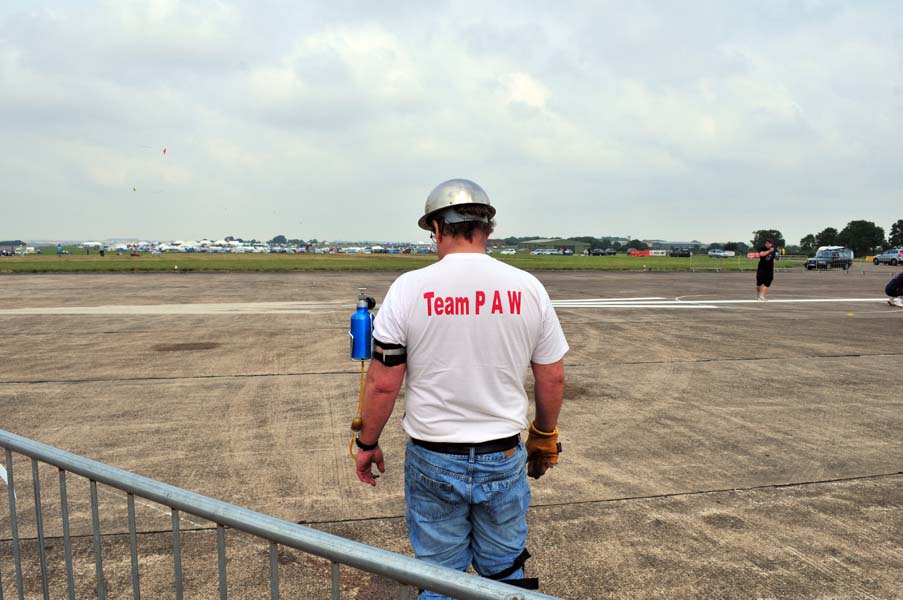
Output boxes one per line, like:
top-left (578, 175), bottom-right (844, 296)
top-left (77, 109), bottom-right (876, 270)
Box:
top-left (350, 289), bottom-right (374, 360)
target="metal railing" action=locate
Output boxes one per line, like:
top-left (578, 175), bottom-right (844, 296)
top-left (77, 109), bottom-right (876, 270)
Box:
top-left (0, 430), bottom-right (559, 600)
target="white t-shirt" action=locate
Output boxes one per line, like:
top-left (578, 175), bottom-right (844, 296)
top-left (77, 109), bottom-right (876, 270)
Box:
top-left (373, 253), bottom-right (569, 443)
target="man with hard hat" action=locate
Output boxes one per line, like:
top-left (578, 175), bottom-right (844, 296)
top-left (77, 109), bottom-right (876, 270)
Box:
top-left (354, 179), bottom-right (568, 596)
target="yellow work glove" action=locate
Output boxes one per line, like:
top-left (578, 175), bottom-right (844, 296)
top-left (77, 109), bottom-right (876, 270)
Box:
top-left (525, 421), bottom-right (561, 479)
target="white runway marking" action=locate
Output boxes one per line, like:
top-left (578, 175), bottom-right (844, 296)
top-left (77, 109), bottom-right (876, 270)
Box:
top-left (0, 301), bottom-right (347, 316)
top-left (553, 297), bottom-right (667, 303)
top-left (553, 296), bottom-right (719, 308)
top-left (675, 298), bottom-right (888, 305)
top-left (553, 302), bottom-right (718, 309)
top-left (553, 297), bottom-right (889, 310)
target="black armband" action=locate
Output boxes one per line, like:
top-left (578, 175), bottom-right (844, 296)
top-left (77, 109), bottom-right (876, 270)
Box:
top-left (373, 337), bottom-right (407, 366)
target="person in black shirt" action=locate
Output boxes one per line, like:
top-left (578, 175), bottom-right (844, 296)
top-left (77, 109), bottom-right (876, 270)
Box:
top-left (754, 239), bottom-right (777, 301)
top-left (886, 272), bottom-right (903, 307)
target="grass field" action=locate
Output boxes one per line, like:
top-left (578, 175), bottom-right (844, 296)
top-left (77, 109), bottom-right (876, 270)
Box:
top-left (0, 252), bottom-right (809, 273)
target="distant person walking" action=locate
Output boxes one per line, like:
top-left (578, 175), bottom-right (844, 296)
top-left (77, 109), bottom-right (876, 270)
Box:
top-left (56, 243), bottom-right (62, 257)
top-left (753, 239), bottom-right (777, 301)
top-left (886, 272), bottom-right (903, 308)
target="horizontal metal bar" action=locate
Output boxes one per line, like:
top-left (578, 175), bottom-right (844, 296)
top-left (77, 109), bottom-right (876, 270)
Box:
top-left (0, 430), bottom-right (554, 600)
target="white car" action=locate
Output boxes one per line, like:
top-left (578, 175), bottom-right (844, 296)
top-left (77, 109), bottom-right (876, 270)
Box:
top-left (874, 248), bottom-right (903, 266)
top-left (499, 248), bottom-right (516, 255)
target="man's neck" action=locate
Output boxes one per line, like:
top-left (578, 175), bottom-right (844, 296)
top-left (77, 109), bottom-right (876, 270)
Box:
top-left (437, 237), bottom-right (487, 259)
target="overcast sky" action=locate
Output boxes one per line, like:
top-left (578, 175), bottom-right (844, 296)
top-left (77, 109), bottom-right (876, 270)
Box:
top-left (2, 1), bottom-right (901, 244)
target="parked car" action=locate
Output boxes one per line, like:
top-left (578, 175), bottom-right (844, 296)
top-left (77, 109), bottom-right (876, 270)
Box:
top-left (562, 248), bottom-right (574, 256)
top-left (806, 248), bottom-right (853, 270)
top-left (707, 249), bottom-right (727, 258)
top-left (499, 248), bottom-right (516, 255)
top-left (670, 248), bottom-right (692, 257)
top-left (873, 248), bottom-right (903, 266)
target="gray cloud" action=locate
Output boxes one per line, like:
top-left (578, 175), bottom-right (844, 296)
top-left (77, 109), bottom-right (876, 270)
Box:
top-left (1, 1), bottom-right (901, 244)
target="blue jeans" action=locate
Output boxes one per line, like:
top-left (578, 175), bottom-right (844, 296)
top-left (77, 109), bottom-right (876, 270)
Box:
top-left (404, 440), bottom-right (530, 600)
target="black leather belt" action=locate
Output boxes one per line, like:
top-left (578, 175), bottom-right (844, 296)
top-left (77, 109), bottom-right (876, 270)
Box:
top-left (412, 434), bottom-right (520, 455)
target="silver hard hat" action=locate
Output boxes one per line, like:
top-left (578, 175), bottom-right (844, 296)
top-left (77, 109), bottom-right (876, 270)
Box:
top-left (418, 178), bottom-right (496, 231)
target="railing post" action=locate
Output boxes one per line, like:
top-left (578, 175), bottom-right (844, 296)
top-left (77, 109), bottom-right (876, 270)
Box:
top-left (127, 493), bottom-right (140, 600)
top-left (216, 525), bottom-right (228, 600)
top-left (5, 450), bottom-right (23, 600)
top-left (90, 480), bottom-right (106, 600)
top-left (58, 469), bottom-right (76, 600)
top-left (172, 509), bottom-right (183, 600)
top-left (331, 562), bottom-right (340, 600)
top-left (268, 542), bottom-right (279, 600)
top-left (30, 460), bottom-right (49, 600)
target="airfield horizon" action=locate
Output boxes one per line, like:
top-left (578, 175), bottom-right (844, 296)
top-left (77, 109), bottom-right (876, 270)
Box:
top-left (0, 252), bottom-right (810, 273)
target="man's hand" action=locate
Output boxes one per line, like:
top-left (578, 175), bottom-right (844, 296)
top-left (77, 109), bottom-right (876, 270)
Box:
top-left (355, 446), bottom-right (385, 486)
top-left (525, 421), bottom-right (561, 479)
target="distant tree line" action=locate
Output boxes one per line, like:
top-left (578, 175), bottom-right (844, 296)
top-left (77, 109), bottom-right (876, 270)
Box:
top-left (798, 219), bottom-right (902, 257)
top-left (709, 241), bottom-right (751, 252)
top-left (496, 235), bottom-right (652, 250)
top-left (267, 234), bottom-right (312, 245)
top-left (493, 220), bottom-right (903, 258)
top-left (570, 236), bottom-right (651, 250)
top-left (259, 222), bottom-right (903, 256)
top-left (0, 240), bottom-right (25, 246)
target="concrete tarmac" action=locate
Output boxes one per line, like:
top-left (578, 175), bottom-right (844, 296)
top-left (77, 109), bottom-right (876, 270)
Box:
top-left (1, 267), bottom-right (902, 598)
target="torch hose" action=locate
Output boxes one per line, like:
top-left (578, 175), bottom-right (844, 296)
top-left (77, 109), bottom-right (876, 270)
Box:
top-left (349, 361), bottom-right (366, 459)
